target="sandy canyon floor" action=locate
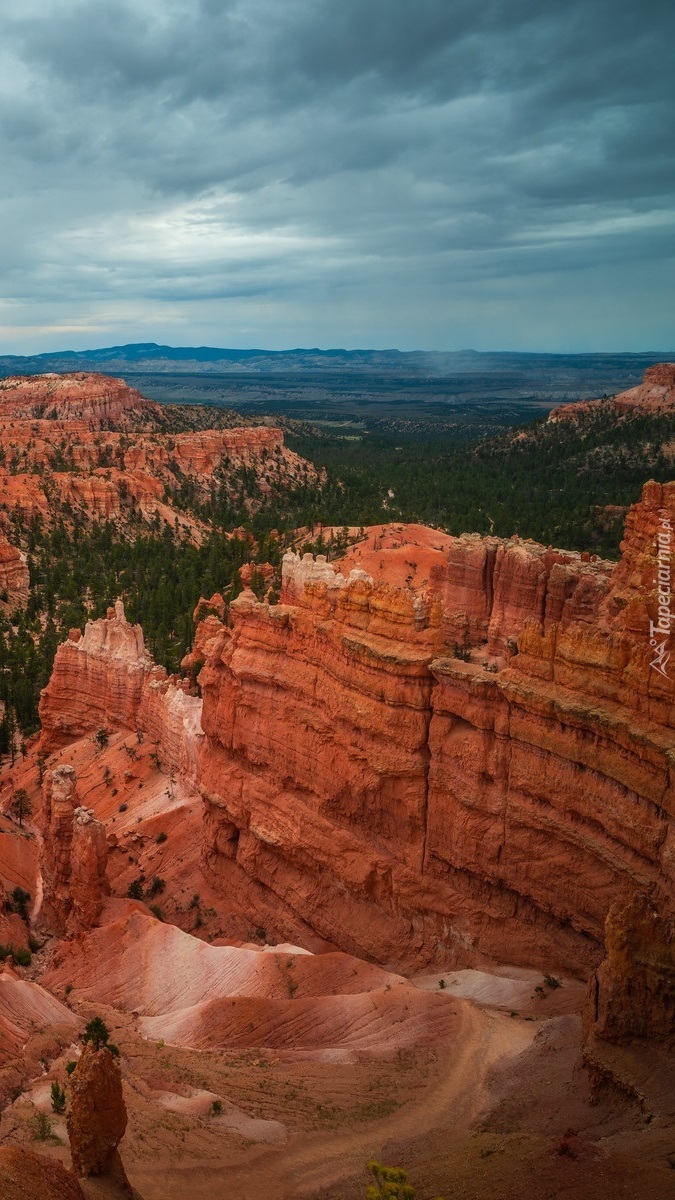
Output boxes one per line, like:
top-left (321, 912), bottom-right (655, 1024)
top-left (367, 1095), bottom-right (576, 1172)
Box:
top-left (1, 931), bottom-right (673, 1200)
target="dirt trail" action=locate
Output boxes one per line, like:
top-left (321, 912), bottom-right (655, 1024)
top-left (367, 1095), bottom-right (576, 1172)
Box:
top-left (129, 1003), bottom-right (534, 1200)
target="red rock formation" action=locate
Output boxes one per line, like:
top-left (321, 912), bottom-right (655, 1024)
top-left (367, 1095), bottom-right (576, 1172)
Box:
top-left (67, 1043), bottom-right (129, 1180)
top-left (239, 561), bottom-right (275, 590)
top-left (0, 373), bottom-right (319, 539)
top-left (0, 536), bottom-right (29, 610)
top-left (69, 806), bottom-right (111, 933)
top-left (31, 481), bottom-right (675, 976)
top-left (38, 764), bottom-right (110, 935)
top-left (550, 362), bottom-right (675, 421)
top-left (39, 602), bottom-right (158, 752)
top-left (197, 482), bottom-right (675, 973)
top-left (37, 768), bottom-right (108, 936)
top-left (39, 765), bottom-right (79, 934)
top-left (39, 601), bottom-right (203, 786)
top-left (585, 892), bottom-right (675, 1047)
top-left (0, 371), bottom-right (160, 429)
top-left (0, 1146), bottom-right (86, 1200)
top-left (0, 965), bottom-right (77, 1066)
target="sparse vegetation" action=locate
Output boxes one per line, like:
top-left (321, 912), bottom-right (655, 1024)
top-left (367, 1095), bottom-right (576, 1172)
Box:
top-left (8, 885), bottom-right (31, 921)
top-left (81, 1016), bottom-right (111, 1051)
top-left (544, 972), bottom-right (563, 989)
top-left (50, 1081), bottom-right (66, 1114)
top-left (10, 945), bottom-right (31, 967)
top-left (366, 1160), bottom-right (418, 1199)
top-left (10, 788), bottom-right (31, 827)
top-left (29, 1110), bottom-right (55, 1141)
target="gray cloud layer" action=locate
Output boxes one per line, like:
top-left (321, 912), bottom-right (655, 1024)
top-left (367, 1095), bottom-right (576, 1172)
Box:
top-left (1, 0), bottom-right (673, 352)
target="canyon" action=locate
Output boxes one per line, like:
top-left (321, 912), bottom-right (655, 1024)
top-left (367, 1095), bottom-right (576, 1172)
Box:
top-left (28, 475), bottom-right (675, 996)
top-left (0, 369), bottom-right (672, 1197)
top-left (0, 372), bottom-right (318, 548)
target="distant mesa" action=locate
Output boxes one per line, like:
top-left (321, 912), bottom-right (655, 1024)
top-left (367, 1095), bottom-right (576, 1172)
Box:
top-left (549, 362), bottom-right (675, 421)
top-left (0, 370), bottom-right (320, 550)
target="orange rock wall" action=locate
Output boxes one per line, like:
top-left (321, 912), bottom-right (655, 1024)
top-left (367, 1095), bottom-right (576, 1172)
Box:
top-left (198, 483), bottom-right (675, 973)
top-left (34, 483), bottom-right (675, 976)
top-left (39, 601), bottom-right (203, 787)
top-left (0, 537), bottom-right (29, 610)
top-left (0, 372), bottom-right (318, 537)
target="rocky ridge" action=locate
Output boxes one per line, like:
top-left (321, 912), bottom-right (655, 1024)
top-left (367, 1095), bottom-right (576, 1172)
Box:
top-left (0, 372), bottom-right (318, 545)
top-left (36, 482), bottom-right (675, 979)
top-left (549, 362), bottom-right (675, 421)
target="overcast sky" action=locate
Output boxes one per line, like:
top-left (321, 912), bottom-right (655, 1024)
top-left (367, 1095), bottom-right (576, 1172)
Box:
top-left (1, 0), bottom-right (674, 354)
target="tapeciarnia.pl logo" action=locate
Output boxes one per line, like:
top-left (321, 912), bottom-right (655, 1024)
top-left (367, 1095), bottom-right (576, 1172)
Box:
top-left (650, 509), bottom-right (673, 679)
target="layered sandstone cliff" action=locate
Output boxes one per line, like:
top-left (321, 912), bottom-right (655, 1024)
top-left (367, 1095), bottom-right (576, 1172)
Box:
top-left (0, 371), bottom-right (160, 428)
top-left (34, 483), bottom-right (675, 976)
top-left (550, 362), bottom-right (675, 421)
top-left (585, 891), bottom-right (674, 1048)
top-left (197, 483), bottom-right (674, 973)
top-left (39, 601), bottom-right (204, 787)
top-left (0, 537), bottom-right (29, 610)
top-left (0, 372), bottom-right (319, 538)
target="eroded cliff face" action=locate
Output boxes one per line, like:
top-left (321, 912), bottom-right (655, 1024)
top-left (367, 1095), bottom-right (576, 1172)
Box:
top-left (550, 361), bottom-right (675, 421)
top-left (39, 601), bottom-right (203, 772)
top-left (0, 372), bottom-right (319, 538)
top-left (197, 483), bottom-right (675, 973)
top-left (581, 891), bottom-right (675, 1113)
top-left (0, 536), bottom-right (29, 611)
top-left (38, 764), bottom-right (110, 935)
top-left (585, 892), bottom-right (674, 1048)
top-left (0, 371), bottom-right (160, 428)
top-left (33, 483), bottom-right (675, 975)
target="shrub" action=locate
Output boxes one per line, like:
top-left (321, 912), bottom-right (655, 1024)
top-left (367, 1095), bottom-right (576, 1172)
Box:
top-left (439, 978), bottom-right (445, 989)
top-left (149, 905), bottom-right (164, 921)
top-left (366, 1160), bottom-right (417, 1199)
top-left (544, 973), bottom-right (563, 990)
top-left (149, 876), bottom-right (165, 897)
top-left (50, 1081), bottom-right (66, 1114)
top-left (94, 728), bottom-right (109, 749)
top-left (211, 1100), bottom-right (222, 1115)
top-left (10, 886), bottom-right (31, 921)
top-left (155, 831), bottom-right (168, 845)
top-left (11, 946), bottom-right (32, 967)
top-left (65, 1061), bottom-right (77, 1075)
top-left (127, 878), bottom-right (144, 900)
top-left (29, 1110), bottom-right (54, 1141)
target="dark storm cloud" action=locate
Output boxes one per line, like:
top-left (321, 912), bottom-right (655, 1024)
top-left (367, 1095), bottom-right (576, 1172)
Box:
top-left (0, 0), bottom-right (673, 351)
